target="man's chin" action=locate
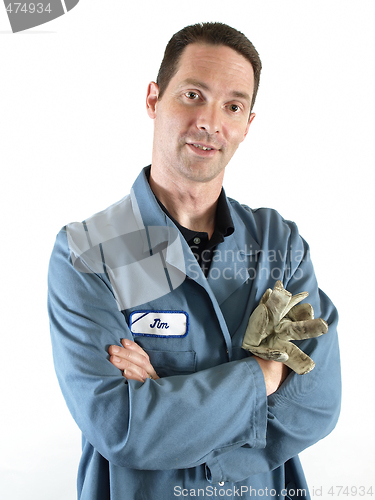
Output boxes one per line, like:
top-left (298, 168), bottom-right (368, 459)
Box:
top-left (177, 161), bottom-right (226, 184)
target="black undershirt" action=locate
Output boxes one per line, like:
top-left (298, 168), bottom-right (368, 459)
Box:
top-left (146, 168), bottom-right (234, 276)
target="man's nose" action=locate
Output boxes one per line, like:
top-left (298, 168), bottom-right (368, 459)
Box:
top-left (196, 104), bottom-right (221, 135)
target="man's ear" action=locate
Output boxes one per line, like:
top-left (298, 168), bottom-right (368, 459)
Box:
top-left (241, 112), bottom-right (256, 143)
top-left (146, 82), bottom-right (159, 119)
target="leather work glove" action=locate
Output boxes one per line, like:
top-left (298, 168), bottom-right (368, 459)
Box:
top-left (242, 280), bottom-right (328, 374)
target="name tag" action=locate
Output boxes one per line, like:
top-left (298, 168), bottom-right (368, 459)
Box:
top-left (130, 311), bottom-right (189, 338)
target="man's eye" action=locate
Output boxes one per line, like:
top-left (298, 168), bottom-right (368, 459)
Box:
top-left (185, 91), bottom-right (199, 100)
top-left (229, 104), bottom-right (240, 112)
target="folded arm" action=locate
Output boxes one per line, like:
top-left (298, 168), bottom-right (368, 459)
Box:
top-left (112, 339), bottom-right (288, 396)
top-left (203, 214), bottom-right (341, 483)
top-left (48, 229), bottom-right (268, 472)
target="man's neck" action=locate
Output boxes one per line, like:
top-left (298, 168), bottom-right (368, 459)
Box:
top-left (148, 166), bottom-right (224, 239)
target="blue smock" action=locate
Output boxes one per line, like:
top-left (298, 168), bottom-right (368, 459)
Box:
top-left (48, 167), bottom-right (341, 499)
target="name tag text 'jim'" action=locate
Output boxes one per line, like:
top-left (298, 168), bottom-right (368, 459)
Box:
top-left (130, 311), bottom-right (189, 338)
top-left (149, 318), bottom-right (170, 329)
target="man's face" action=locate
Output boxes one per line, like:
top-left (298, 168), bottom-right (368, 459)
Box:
top-left (147, 43), bottom-right (256, 185)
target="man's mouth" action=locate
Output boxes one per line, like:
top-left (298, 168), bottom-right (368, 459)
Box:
top-left (192, 143), bottom-right (214, 151)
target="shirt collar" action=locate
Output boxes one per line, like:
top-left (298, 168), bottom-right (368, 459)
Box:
top-left (145, 167), bottom-right (234, 247)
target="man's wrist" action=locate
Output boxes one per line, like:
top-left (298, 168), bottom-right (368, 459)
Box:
top-left (253, 356), bottom-right (289, 396)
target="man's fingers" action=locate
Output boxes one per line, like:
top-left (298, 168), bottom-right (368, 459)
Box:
top-left (110, 353), bottom-right (158, 382)
top-left (108, 342), bottom-right (159, 381)
top-left (122, 364), bottom-right (148, 383)
top-left (120, 339), bottom-right (159, 380)
top-left (120, 338), bottom-right (150, 360)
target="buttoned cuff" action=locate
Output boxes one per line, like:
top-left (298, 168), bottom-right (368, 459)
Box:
top-left (204, 357), bottom-right (268, 484)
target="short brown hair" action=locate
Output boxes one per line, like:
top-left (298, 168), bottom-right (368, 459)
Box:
top-left (156, 22), bottom-right (262, 112)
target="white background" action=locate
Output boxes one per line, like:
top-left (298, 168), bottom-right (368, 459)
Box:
top-left (1, 1), bottom-right (374, 498)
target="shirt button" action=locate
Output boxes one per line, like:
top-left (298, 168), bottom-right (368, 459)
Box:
top-left (219, 481), bottom-right (225, 486)
top-left (193, 237), bottom-right (201, 245)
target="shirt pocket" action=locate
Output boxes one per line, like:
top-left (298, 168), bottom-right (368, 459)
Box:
top-left (144, 348), bottom-right (197, 377)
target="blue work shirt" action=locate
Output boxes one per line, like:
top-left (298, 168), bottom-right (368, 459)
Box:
top-left (48, 167), bottom-right (341, 499)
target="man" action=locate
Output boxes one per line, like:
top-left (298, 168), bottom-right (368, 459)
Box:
top-left (48, 22), bottom-right (341, 500)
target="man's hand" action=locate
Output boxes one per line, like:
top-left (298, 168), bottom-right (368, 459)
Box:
top-left (253, 356), bottom-right (289, 396)
top-left (109, 339), bottom-right (286, 394)
top-left (109, 340), bottom-right (287, 396)
top-left (109, 339), bottom-right (159, 382)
